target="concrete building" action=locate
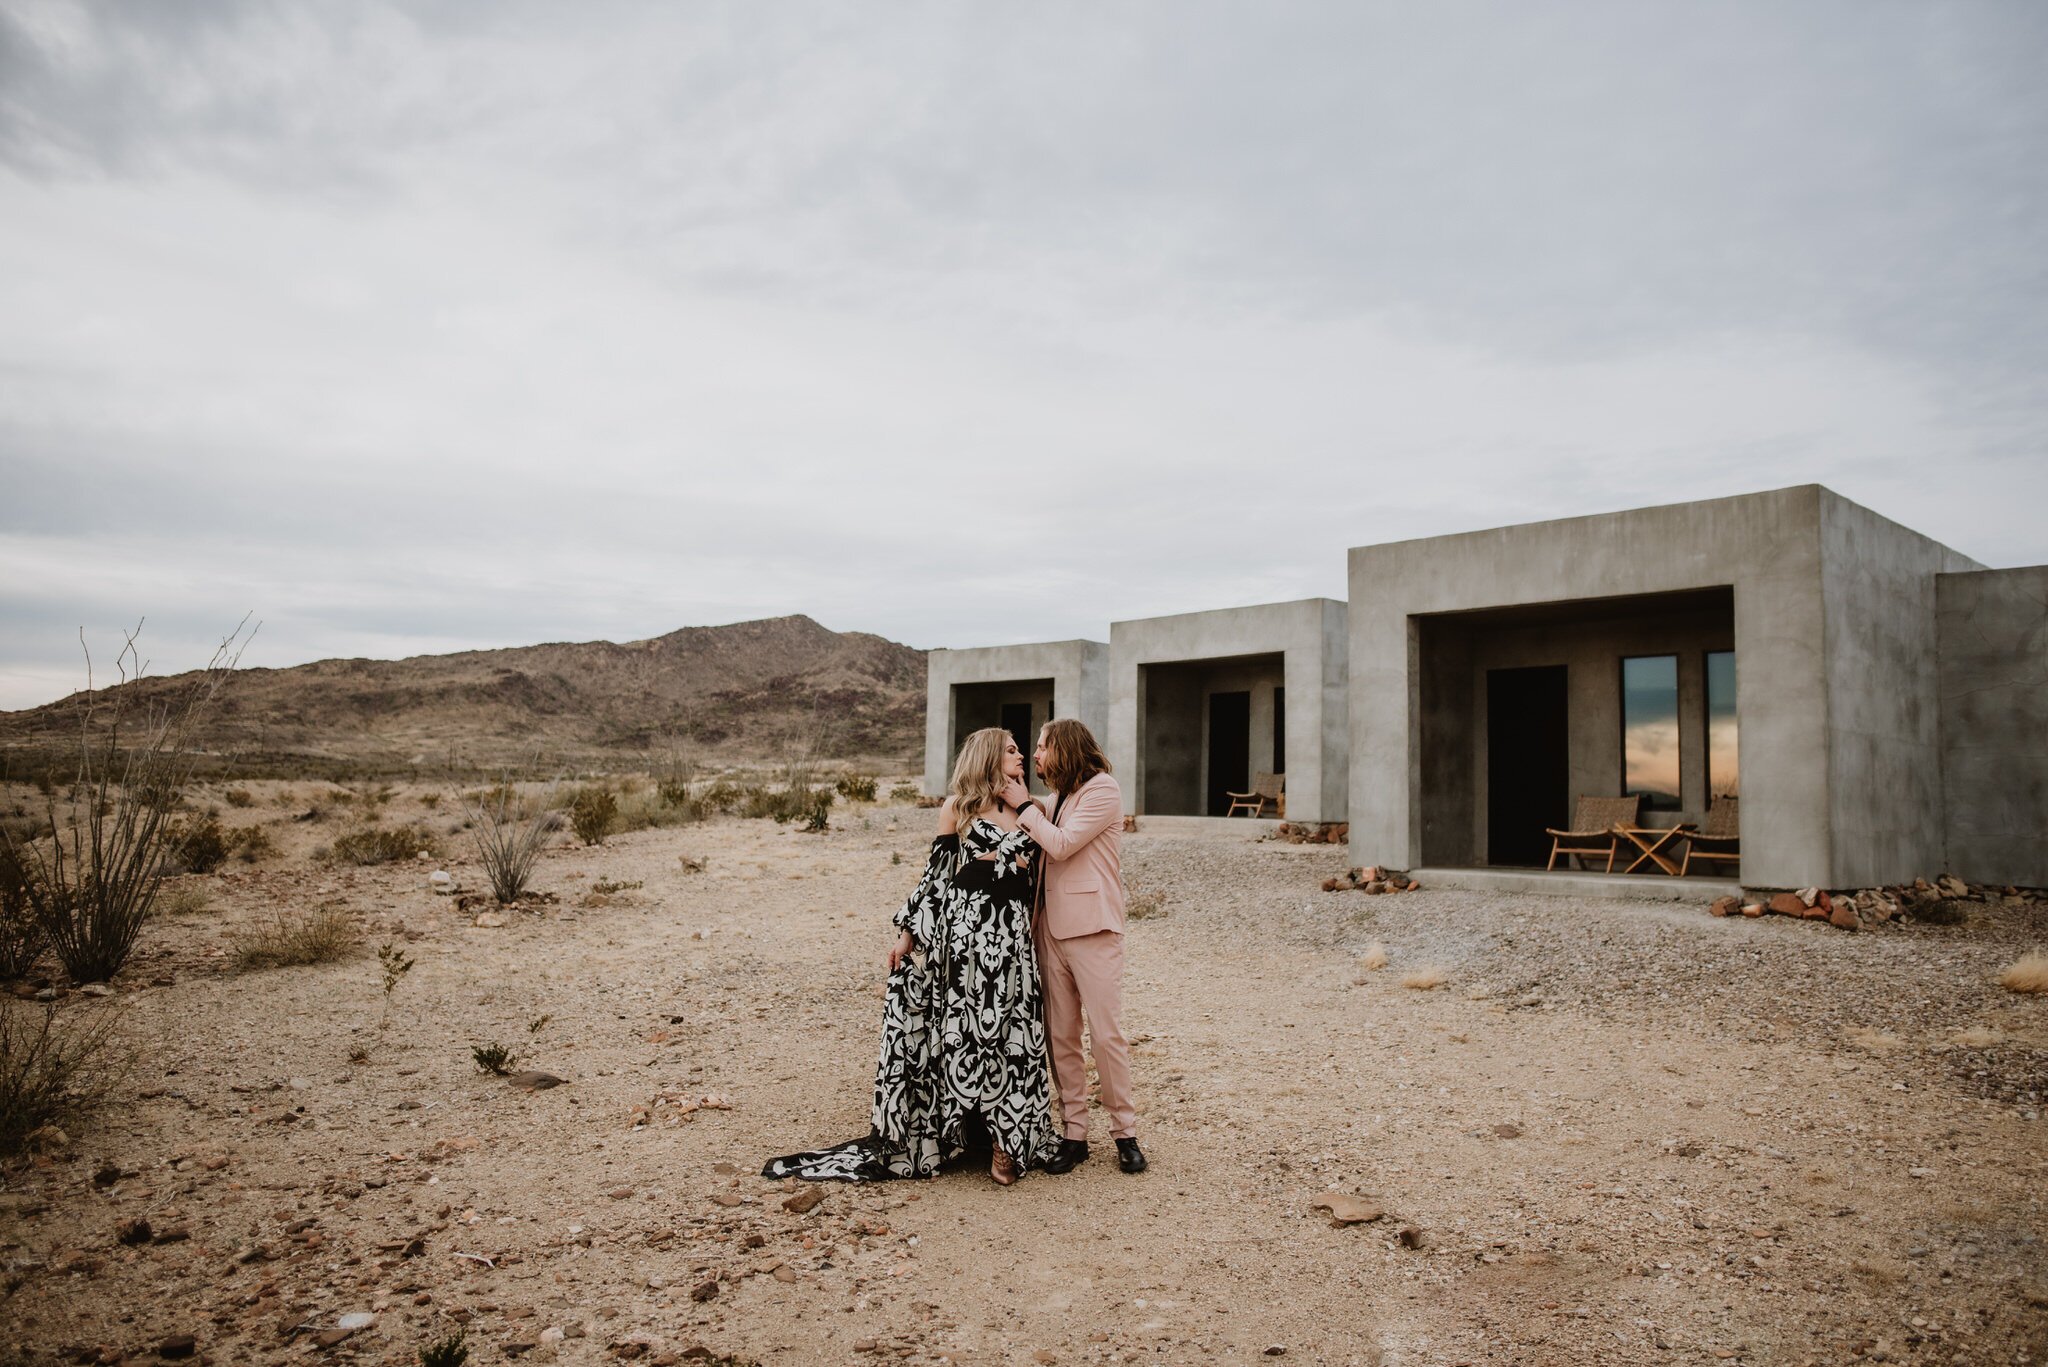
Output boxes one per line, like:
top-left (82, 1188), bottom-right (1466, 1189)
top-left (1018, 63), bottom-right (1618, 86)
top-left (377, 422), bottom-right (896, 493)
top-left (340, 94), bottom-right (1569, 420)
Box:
top-left (923, 640), bottom-right (1107, 797)
top-left (922, 486), bottom-right (2045, 889)
top-left (1106, 599), bottom-right (1348, 824)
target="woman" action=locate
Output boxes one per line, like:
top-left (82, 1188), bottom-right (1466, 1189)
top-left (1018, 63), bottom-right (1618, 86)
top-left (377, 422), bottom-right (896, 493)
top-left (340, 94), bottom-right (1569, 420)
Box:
top-left (764, 728), bottom-right (1063, 1184)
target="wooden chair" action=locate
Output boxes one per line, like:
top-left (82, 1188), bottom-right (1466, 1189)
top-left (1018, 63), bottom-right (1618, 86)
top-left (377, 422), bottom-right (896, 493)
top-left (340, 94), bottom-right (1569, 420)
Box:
top-left (1680, 796), bottom-right (1740, 876)
top-left (1225, 772), bottom-right (1285, 818)
top-left (1545, 795), bottom-right (1644, 872)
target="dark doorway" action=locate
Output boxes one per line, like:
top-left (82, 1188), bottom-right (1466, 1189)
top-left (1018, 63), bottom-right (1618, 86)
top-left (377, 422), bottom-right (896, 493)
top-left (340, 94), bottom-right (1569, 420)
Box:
top-left (1206, 691), bottom-right (1251, 816)
top-left (1272, 686), bottom-right (1286, 774)
top-left (1486, 666), bottom-right (1568, 866)
top-left (999, 703), bottom-right (1035, 787)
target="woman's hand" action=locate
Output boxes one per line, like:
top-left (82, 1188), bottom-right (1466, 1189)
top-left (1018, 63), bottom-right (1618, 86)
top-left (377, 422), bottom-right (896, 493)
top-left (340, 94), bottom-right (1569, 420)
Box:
top-left (884, 930), bottom-right (915, 972)
top-left (1000, 778), bottom-right (1031, 810)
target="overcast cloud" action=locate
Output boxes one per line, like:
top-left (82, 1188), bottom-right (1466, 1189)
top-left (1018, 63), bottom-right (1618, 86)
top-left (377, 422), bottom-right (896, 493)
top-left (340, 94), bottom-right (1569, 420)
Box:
top-left (2, 0), bottom-right (2044, 708)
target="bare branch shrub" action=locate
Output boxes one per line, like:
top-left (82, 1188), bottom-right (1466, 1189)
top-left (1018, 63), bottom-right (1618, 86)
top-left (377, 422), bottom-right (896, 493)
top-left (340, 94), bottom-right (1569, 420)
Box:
top-left (327, 824), bottom-right (435, 866)
top-left (460, 783), bottom-right (560, 903)
top-left (3, 620), bottom-right (252, 984)
top-left (230, 906), bottom-right (358, 971)
top-left (0, 1001), bottom-right (125, 1155)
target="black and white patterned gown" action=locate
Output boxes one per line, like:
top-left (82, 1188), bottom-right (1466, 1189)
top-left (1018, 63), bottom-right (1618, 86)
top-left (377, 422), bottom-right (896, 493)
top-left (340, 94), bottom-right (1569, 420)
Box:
top-left (763, 816), bottom-right (1063, 1181)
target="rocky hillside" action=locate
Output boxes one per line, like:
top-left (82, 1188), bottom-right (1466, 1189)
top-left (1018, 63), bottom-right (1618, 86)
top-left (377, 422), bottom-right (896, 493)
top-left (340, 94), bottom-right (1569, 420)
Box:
top-left (0, 616), bottom-right (926, 777)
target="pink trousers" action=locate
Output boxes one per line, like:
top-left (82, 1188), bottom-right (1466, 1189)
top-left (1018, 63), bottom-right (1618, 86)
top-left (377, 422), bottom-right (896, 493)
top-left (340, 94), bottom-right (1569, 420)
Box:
top-left (1035, 926), bottom-right (1136, 1140)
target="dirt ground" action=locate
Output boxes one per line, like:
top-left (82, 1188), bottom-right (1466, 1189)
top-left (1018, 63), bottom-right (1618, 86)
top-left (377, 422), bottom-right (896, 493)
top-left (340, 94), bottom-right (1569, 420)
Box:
top-left (4, 782), bottom-right (2045, 1366)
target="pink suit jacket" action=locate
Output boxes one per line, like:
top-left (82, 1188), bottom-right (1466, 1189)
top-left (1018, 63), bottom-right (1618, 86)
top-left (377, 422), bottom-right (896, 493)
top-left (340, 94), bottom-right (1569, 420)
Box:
top-left (1018, 772), bottom-right (1125, 940)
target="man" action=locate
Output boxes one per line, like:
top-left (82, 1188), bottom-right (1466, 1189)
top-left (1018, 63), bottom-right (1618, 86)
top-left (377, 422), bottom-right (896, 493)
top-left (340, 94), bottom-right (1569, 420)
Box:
top-left (1000, 718), bottom-right (1145, 1175)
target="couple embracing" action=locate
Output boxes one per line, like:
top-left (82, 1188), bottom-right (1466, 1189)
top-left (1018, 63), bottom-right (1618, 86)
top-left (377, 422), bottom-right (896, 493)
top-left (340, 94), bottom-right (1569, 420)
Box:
top-left (765, 719), bottom-right (1143, 1185)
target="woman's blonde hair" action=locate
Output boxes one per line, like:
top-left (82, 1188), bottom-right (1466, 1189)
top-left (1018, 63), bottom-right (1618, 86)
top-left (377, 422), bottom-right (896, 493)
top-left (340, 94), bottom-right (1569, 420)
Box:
top-left (1036, 718), bottom-right (1110, 793)
top-left (948, 727), bottom-right (1014, 826)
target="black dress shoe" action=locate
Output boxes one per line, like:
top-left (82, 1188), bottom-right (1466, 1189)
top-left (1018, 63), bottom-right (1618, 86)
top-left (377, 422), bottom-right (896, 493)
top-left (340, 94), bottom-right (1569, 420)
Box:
top-left (1042, 1138), bottom-right (1089, 1174)
top-left (1116, 1137), bottom-right (1147, 1174)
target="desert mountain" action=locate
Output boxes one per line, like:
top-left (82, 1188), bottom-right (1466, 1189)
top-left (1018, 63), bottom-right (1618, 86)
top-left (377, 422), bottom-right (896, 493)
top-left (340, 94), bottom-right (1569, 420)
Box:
top-left (0, 615), bottom-right (926, 777)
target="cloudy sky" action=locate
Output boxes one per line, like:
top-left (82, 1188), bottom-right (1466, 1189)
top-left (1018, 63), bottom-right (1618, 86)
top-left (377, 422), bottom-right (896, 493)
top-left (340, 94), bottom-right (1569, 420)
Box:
top-left (2, 1), bottom-right (2043, 708)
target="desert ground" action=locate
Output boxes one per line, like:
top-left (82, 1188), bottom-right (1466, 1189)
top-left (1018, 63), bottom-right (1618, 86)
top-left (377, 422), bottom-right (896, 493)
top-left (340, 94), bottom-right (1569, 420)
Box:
top-left (3, 781), bottom-right (2045, 1366)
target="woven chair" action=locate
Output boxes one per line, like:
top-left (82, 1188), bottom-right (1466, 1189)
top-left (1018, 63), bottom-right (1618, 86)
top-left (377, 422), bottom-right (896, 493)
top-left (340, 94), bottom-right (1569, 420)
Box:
top-left (1225, 772), bottom-right (1285, 818)
top-left (1681, 796), bottom-right (1740, 876)
top-left (1544, 794), bottom-right (1644, 872)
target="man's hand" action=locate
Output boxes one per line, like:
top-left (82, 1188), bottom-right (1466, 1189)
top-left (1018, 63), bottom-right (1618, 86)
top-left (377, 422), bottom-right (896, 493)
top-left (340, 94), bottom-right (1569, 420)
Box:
top-left (884, 930), bottom-right (915, 972)
top-left (1000, 778), bottom-right (1031, 810)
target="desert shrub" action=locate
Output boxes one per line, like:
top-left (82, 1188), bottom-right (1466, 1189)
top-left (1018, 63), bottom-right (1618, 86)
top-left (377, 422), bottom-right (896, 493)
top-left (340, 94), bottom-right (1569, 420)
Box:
top-left (2001, 952), bottom-right (2048, 994)
top-left (167, 815), bottom-right (231, 874)
top-left (697, 780), bottom-right (744, 815)
top-left (0, 844), bottom-right (46, 978)
top-left (835, 774), bottom-right (878, 802)
top-left (153, 882), bottom-right (212, 918)
top-left (0, 1001), bottom-right (124, 1155)
top-left (889, 781), bottom-right (921, 803)
top-left (418, 1327), bottom-right (469, 1367)
top-left (591, 878), bottom-right (642, 895)
top-left (230, 825), bottom-right (277, 863)
top-left (461, 783), bottom-right (559, 904)
top-left (3, 621), bottom-right (251, 983)
top-left (471, 1041), bottom-right (516, 1075)
top-left (328, 825), bottom-right (435, 866)
top-left (569, 788), bottom-right (617, 846)
top-left (417, 792), bottom-right (441, 810)
top-left (223, 788), bottom-right (255, 809)
top-left (656, 778), bottom-right (694, 808)
top-left (230, 906), bottom-right (358, 971)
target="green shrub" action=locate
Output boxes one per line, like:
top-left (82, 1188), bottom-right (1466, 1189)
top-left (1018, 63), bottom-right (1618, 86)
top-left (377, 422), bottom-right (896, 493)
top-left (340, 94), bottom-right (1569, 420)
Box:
top-left (461, 783), bottom-right (558, 904)
top-left (165, 815), bottom-right (230, 875)
top-left (471, 1041), bottom-right (516, 1075)
top-left (328, 825), bottom-right (435, 866)
top-left (835, 774), bottom-right (878, 802)
top-left (889, 781), bottom-right (922, 803)
top-left (569, 788), bottom-right (617, 846)
top-left (418, 1327), bottom-right (469, 1367)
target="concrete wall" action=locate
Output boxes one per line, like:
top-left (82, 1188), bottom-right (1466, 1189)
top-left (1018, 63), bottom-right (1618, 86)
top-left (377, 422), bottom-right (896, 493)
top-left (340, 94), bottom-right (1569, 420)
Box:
top-left (1938, 567), bottom-right (2048, 886)
top-left (1110, 599), bottom-right (1348, 822)
top-left (1817, 491), bottom-right (1983, 886)
top-left (1416, 596), bottom-right (1734, 866)
top-left (1354, 487), bottom-right (1835, 885)
top-left (923, 640), bottom-right (1107, 795)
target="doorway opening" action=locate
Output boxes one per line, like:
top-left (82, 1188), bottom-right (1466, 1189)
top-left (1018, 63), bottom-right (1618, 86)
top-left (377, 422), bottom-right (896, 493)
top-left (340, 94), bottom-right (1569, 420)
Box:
top-left (1485, 666), bottom-right (1568, 866)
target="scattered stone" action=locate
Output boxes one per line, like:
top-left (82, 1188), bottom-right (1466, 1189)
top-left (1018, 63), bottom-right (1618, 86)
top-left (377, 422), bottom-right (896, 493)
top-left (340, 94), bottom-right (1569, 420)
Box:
top-left (772, 1264), bottom-right (797, 1283)
top-left (474, 911), bottom-right (507, 928)
top-left (1308, 1192), bottom-right (1384, 1225)
top-left (429, 870), bottom-right (455, 893)
top-left (689, 1279), bottom-right (719, 1302)
top-left (1491, 1123), bottom-right (1523, 1139)
top-left (157, 1334), bottom-right (198, 1359)
top-left (116, 1217), bottom-right (153, 1246)
top-left (678, 856), bottom-right (706, 874)
top-left (1740, 903), bottom-right (1764, 918)
top-left (77, 982), bottom-right (115, 998)
top-left (507, 1071), bottom-right (567, 1092)
top-left (1767, 892), bottom-right (1805, 917)
top-left (1829, 903), bottom-right (1859, 931)
top-left (152, 1226), bottom-right (191, 1244)
top-left (1709, 896), bottom-right (1739, 917)
top-left (1264, 1347), bottom-right (1287, 1357)
top-left (1396, 1226), bottom-right (1425, 1249)
top-left (782, 1187), bottom-right (825, 1215)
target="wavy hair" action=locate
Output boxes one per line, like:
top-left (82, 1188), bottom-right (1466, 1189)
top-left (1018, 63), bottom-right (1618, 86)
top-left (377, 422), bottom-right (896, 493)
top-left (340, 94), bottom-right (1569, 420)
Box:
top-left (948, 727), bottom-right (1014, 826)
top-left (1036, 718), bottom-right (1110, 794)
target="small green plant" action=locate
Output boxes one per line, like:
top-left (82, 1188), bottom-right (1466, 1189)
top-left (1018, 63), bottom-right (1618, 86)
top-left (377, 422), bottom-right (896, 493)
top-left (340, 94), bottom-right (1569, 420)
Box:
top-left (328, 825), bottom-right (434, 866)
top-left (378, 941), bottom-right (415, 999)
top-left (418, 1326), bottom-right (469, 1367)
top-left (569, 788), bottom-right (617, 846)
top-left (891, 850), bottom-right (903, 866)
top-left (835, 774), bottom-right (878, 802)
top-left (471, 1041), bottom-right (516, 1075)
top-left (590, 878), bottom-right (642, 895)
top-left (167, 815), bottom-right (230, 874)
top-left (230, 907), bottom-right (358, 971)
top-left (889, 781), bottom-right (921, 803)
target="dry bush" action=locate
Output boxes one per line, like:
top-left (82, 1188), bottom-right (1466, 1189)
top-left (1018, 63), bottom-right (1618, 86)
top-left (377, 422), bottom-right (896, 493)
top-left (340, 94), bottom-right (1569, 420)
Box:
top-left (223, 788), bottom-right (254, 808)
top-left (1950, 1025), bottom-right (2006, 1048)
top-left (0, 1001), bottom-right (124, 1155)
top-left (154, 882), bottom-right (212, 918)
top-left (835, 774), bottom-right (878, 802)
top-left (1998, 952), bottom-right (2048, 994)
top-left (166, 814), bottom-right (230, 874)
top-left (569, 787), bottom-right (618, 846)
top-left (328, 824), bottom-right (434, 866)
top-left (1400, 965), bottom-right (1446, 991)
top-left (3, 621), bottom-right (252, 983)
top-left (461, 783), bottom-right (559, 904)
top-left (230, 824), bottom-right (277, 863)
top-left (1358, 941), bottom-right (1389, 971)
top-left (889, 781), bottom-right (921, 803)
top-left (230, 906), bottom-right (358, 971)
top-left (0, 843), bottom-right (46, 978)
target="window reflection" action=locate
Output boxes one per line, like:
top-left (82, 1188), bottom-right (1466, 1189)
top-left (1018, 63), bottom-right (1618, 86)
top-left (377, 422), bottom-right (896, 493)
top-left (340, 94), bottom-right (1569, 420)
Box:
top-left (1622, 655), bottom-right (1680, 809)
top-left (1706, 650), bottom-right (1737, 798)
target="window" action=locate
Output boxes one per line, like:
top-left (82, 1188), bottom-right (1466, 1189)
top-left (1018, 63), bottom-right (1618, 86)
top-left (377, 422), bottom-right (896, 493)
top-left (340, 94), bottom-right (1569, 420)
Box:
top-left (1706, 650), bottom-right (1737, 798)
top-left (1621, 655), bottom-right (1680, 810)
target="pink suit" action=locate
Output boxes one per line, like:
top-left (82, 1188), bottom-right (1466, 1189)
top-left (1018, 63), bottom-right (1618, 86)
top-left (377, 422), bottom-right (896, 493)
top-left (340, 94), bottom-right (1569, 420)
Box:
top-left (1018, 772), bottom-right (1136, 1141)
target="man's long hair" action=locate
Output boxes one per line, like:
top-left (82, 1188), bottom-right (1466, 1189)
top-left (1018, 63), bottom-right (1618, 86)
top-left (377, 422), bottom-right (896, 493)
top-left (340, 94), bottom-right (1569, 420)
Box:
top-left (1037, 718), bottom-right (1111, 794)
top-left (948, 727), bottom-right (1013, 825)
